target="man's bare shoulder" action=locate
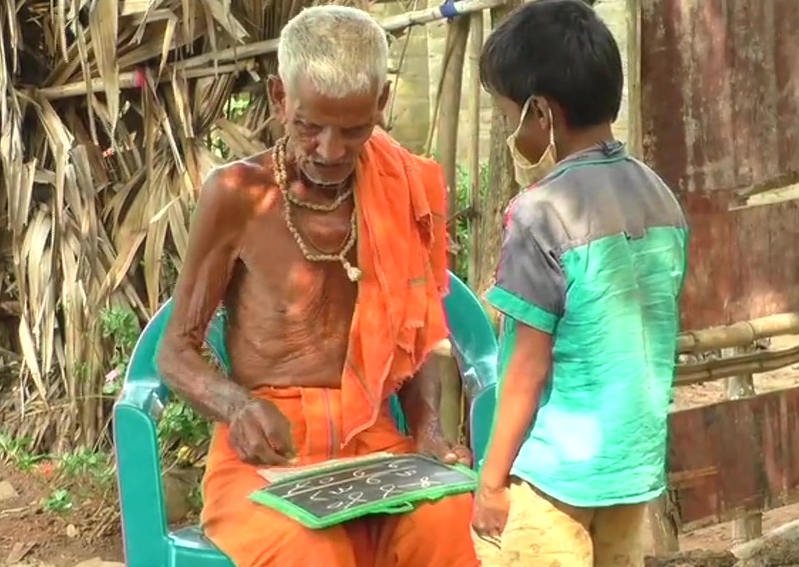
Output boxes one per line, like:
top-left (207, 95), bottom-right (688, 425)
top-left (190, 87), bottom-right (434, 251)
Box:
top-left (199, 151), bottom-right (279, 217)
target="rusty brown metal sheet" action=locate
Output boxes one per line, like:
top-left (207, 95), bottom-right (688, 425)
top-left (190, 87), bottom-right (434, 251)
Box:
top-left (679, 193), bottom-right (799, 329)
top-left (668, 386), bottom-right (799, 531)
top-left (640, 0), bottom-right (799, 329)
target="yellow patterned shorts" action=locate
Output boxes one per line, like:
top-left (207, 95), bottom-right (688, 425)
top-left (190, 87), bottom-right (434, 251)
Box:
top-left (472, 479), bottom-right (646, 567)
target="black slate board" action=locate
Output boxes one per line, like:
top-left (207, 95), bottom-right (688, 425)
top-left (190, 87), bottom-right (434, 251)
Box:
top-left (249, 454), bottom-right (477, 529)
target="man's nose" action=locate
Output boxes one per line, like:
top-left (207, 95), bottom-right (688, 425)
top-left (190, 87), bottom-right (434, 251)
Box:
top-left (316, 130), bottom-right (346, 163)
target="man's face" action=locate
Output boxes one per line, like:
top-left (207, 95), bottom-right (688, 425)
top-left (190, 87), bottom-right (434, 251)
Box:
top-left (269, 74), bottom-right (390, 186)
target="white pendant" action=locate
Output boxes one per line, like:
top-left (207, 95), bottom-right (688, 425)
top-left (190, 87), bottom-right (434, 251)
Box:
top-left (345, 263), bottom-right (362, 282)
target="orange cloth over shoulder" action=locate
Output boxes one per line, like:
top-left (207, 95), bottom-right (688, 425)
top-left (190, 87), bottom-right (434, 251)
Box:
top-left (339, 128), bottom-right (450, 445)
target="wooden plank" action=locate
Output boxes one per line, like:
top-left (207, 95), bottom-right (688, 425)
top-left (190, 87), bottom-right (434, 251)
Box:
top-left (667, 385), bottom-right (799, 531)
top-left (435, 15), bottom-right (470, 267)
top-left (640, 0), bottom-right (799, 195)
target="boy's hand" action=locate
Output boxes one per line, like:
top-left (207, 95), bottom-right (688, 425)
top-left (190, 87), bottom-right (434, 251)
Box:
top-left (472, 483), bottom-right (510, 540)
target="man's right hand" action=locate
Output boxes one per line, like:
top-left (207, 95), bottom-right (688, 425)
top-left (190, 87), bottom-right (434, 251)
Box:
top-left (228, 398), bottom-right (297, 466)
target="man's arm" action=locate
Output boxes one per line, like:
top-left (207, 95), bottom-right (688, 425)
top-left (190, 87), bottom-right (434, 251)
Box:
top-left (480, 200), bottom-right (565, 489)
top-left (398, 356), bottom-right (443, 439)
top-left (157, 167), bottom-right (253, 424)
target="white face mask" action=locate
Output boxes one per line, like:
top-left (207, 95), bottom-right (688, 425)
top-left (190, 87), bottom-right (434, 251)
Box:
top-left (506, 98), bottom-right (557, 188)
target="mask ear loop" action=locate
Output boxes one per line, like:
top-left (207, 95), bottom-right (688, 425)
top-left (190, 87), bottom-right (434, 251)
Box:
top-left (513, 97), bottom-right (534, 136)
top-left (543, 107), bottom-right (557, 161)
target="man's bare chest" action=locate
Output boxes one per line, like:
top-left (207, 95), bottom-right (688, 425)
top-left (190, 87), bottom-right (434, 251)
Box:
top-left (233, 212), bottom-right (356, 321)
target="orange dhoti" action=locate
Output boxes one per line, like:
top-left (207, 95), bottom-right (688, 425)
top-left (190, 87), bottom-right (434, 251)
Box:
top-left (202, 386), bottom-right (478, 567)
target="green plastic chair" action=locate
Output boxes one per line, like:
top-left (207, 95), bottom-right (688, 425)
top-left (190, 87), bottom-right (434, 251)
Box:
top-left (113, 270), bottom-right (497, 567)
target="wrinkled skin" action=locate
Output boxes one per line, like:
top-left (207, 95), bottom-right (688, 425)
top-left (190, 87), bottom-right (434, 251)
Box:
top-left (157, 75), bottom-right (468, 466)
top-left (270, 74), bottom-right (390, 186)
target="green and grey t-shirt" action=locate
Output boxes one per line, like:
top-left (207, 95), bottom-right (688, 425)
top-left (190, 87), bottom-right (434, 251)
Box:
top-left (485, 141), bottom-right (688, 507)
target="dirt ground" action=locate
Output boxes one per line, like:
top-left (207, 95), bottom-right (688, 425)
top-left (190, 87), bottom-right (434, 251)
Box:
top-left (0, 461), bottom-right (124, 566)
top-left (4, 456), bottom-right (799, 566)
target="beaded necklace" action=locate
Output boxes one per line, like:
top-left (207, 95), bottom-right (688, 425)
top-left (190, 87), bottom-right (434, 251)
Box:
top-left (274, 137), bottom-right (362, 282)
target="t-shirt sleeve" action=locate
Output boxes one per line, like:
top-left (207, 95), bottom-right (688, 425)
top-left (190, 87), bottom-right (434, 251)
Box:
top-left (484, 201), bottom-right (566, 334)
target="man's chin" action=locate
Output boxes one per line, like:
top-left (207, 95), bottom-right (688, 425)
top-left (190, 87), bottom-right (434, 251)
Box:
top-left (301, 164), bottom-right (355, 188)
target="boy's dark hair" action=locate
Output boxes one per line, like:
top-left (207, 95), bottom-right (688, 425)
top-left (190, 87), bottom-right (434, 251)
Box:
top-left (479, 0), bottom-right (623, 128)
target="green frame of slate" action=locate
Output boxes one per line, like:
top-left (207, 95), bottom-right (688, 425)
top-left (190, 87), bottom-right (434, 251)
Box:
top-left (249, 455), bottom-right (477, 529)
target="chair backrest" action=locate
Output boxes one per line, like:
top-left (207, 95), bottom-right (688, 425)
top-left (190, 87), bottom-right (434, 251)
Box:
top-left (443, 274), bottom-right (498, 396)
top-left (116, 270), bottom-right (498, 567)
top-left (125, 270), bottom-right (498, 463)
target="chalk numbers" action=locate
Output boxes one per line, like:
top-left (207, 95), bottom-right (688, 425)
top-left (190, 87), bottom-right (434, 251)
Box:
top-left (379, 483), bottom-right (397, 499)
top-left (270, 455), bottom-right (468, 517)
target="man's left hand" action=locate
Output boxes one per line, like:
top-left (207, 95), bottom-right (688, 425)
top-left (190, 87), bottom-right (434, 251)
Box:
top-left (416, 429), bottom-right (471, 466)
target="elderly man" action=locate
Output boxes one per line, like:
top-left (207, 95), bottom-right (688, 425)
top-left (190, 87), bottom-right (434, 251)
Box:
top-left (157, 5), bottom-right (478, 567)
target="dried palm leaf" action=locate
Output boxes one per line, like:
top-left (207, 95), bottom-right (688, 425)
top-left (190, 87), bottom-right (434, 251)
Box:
top-left (0, 0), bottom-right (386, 451)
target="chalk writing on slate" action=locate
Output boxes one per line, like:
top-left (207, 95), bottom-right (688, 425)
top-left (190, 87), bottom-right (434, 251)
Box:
top-left (257, 454), bottom-right (476, 519)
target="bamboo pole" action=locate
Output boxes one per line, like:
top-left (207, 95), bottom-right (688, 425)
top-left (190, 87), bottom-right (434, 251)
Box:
top-left (675, 343), bottom-right (799, 386)
top-left (434, 339), bottom-right (799, 385)
top-left (630, 0), bottom-right (678, 547)
top-left (436, 12), bottom-right (471, 444)
top-left (469, 0), bottom-right (521, 299)
top-left (724, 346), bottom-right (763, 545)
top-left (434, 311), bottom-right (799, 361)
top-left (466, 12), bottom-right (484, 286)
top-left (436, 16), bottom-right (470, 266)
top-left (677, 313), bottom-right (799, 354)
top-left (174, 0), bottom-right (507, 72)
top-left (625, 0), bottom-right (643, 159)
top-left (436, 349), bottom-right (463, 444)
top-left (33, 61), bottom-right (255, 101)
top-left (34, 0), bottom-right (508, 101)
top-left (647, 493), bottom-right (680, 555)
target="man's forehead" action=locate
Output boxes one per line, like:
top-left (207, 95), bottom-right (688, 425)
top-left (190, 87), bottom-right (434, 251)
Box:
top-left (288, 75), bottom-right (381, 120)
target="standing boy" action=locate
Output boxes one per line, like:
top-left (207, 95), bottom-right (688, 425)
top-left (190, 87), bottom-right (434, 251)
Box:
top-left (470, 1), bottom-right (688, 566)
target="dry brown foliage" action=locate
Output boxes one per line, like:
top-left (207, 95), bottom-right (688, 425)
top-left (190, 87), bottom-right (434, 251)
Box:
top-left (0, 0), bottom-right (370, 450)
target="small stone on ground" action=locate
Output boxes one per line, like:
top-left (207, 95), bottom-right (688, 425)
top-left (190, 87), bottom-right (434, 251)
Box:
top-left (0, 480), bottom-right (19, 501)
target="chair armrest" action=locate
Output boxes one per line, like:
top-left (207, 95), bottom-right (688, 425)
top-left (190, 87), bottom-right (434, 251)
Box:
top-left (114, 380), bottom-right (170, 567)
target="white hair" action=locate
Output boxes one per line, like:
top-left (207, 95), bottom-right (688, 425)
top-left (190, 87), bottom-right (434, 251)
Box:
top-left (277, 5), bottom-right (389, 99)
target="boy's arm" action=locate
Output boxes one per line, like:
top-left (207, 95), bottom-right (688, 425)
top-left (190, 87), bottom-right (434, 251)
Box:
top-left (480, 201), bottom-right (565, 490)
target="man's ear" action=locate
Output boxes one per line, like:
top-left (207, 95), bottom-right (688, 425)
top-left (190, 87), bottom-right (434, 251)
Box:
top-left (267, 75), bottom-right (287, 122)
top-left (377, 80), bottom-right (392, 113)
